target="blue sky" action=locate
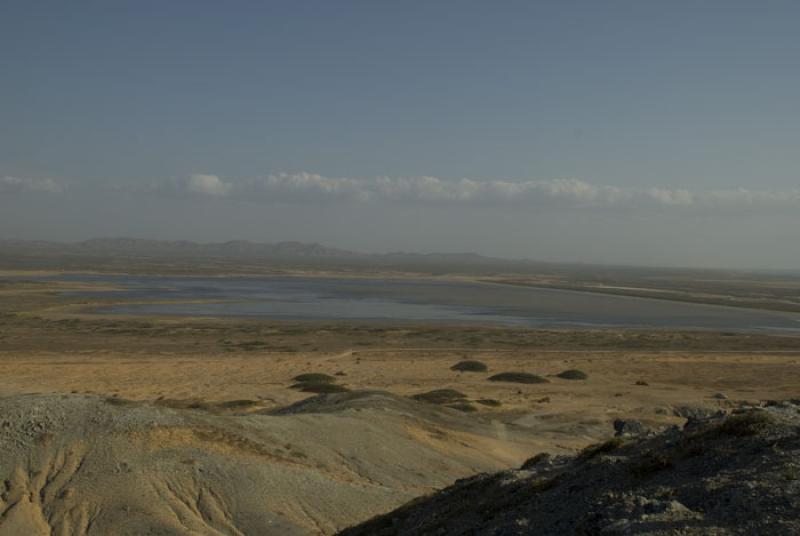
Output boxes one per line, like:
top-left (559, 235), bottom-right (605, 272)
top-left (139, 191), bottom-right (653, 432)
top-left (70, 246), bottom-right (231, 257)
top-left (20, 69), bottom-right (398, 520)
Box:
top-left (2, 1), bottom-right (800, 268)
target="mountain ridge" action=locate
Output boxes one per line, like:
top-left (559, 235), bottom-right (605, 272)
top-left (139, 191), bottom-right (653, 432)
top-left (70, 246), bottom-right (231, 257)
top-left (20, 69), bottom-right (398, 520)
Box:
top-left (0, 237), bottom-right (516, 265)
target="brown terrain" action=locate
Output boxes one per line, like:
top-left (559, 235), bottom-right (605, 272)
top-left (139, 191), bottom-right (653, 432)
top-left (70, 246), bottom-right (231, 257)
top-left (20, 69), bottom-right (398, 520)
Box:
top-left (1, 272), bottom-right (800, 534)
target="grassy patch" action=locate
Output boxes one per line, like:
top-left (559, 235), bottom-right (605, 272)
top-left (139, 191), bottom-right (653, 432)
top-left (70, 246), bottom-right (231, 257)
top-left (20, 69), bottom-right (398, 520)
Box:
top-left (488, 372), bottom-right (549, 384)
top-left (556, 369), bottom-right (588, 380)
top-left (476, 398), bottom-right (502, 407)
top-left (450, 360), bottom-right (488, 373)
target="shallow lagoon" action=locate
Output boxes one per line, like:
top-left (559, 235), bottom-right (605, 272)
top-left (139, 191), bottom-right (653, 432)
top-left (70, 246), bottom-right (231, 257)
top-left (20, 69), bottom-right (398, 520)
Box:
top-left (52, 274), bottom-right (800, 332)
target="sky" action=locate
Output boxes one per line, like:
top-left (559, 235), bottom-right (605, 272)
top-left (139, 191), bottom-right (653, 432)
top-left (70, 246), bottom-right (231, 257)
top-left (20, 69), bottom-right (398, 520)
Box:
top-left (2, 1), bottom-right (800, 269)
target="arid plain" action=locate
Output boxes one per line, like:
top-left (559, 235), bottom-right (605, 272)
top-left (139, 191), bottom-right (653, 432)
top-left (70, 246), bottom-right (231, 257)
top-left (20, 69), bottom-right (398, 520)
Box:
top-left (2, 271), bottom-right (800, 534)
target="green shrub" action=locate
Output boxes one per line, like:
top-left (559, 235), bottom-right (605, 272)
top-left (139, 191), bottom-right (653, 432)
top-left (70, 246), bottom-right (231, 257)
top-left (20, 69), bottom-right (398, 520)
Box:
top-left (717, 410), bottom-right (775, 437)
top-left (488, 372), bottom-right (549, 384)
top-left (451, 360), bottom-right (488, 373)
top-left (556, 369), bottom-right (588, 380)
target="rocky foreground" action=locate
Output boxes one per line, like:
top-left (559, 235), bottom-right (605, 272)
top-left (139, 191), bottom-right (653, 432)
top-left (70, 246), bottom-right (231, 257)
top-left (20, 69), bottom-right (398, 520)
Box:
top-left (340, 402), bottom-right (800, 535)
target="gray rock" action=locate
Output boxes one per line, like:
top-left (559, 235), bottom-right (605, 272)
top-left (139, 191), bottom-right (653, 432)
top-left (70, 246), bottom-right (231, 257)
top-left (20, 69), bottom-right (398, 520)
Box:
top-left (341, 404), bottom-right (800, 536)
top-left (614, 419), bottom-right (648, 437)
top-left (672, 405), bottom-right (722, 420)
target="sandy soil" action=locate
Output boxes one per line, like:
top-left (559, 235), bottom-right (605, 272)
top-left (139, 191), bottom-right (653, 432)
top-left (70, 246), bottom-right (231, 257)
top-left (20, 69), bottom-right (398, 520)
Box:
top-left (3, 276), bottom-right (800, 443)
top-left (3, 347), bottom-right (798, 435)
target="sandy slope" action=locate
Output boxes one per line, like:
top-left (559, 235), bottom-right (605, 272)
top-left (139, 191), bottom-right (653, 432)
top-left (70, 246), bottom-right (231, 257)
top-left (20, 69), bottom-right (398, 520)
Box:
top-left (0, 391), bottom-right (545, 535)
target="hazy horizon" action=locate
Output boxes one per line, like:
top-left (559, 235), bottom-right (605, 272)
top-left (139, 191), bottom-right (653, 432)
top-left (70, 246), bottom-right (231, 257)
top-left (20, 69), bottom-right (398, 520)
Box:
top-left (3, 1), bottom-right (800, 270)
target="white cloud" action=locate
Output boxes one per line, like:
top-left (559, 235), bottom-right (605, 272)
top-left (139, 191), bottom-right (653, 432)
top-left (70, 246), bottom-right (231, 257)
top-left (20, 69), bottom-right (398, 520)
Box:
top-left (241, 174), bottom-right (629, 206)
top-left (148, 172), bottom-right (800, 212)
top-left (5, 170), bottom-right (800, 215)
top-left (184, 174), bottom-right (231, 196)
top-left (0, 175), bottom-right (64, 194)
top-left (642, 188), bottom-right (695, 206)
top-left (251, 172), bottom-right (369, 201)
top-left (703, 188), bottom-right (800, 207)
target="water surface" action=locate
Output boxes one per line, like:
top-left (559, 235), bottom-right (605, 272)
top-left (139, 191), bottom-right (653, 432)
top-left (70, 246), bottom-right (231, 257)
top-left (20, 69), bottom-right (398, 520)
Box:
top-left (39, 273), bottom-right (800, 333)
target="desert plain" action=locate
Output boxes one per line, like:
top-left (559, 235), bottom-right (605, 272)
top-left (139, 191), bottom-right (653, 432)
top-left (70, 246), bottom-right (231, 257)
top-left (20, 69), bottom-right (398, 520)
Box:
top-left (2, 272), bottom-right (800, 534)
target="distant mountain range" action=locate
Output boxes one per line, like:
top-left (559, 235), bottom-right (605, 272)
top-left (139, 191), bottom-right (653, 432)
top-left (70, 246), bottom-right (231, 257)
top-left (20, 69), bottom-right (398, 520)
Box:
top-left (0, 237), bottom-right (519, 266)
top-left (3, 238), bottom-right (779, 279)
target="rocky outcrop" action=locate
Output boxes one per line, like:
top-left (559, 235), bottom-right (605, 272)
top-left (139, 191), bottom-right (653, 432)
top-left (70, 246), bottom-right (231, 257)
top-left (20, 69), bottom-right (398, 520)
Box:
top-left (340, 403), bottom-right (800, 535)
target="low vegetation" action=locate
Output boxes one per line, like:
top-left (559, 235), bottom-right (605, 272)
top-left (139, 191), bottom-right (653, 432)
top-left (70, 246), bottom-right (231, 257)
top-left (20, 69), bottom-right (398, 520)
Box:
top-left (716, 410), bottom-right (775, 437)
top-left (293, 373), bottom-right (335, 383)
top-left (412, 389), bottom-right (468, 405)
top-left (556, 369), bottom-right (588, 380)
top-left (488, 372), bottom-right (549, 384)
top-left (289, 372), bottom-right (349, 393)
top-left (450, 360), bottom-right (488, 372)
